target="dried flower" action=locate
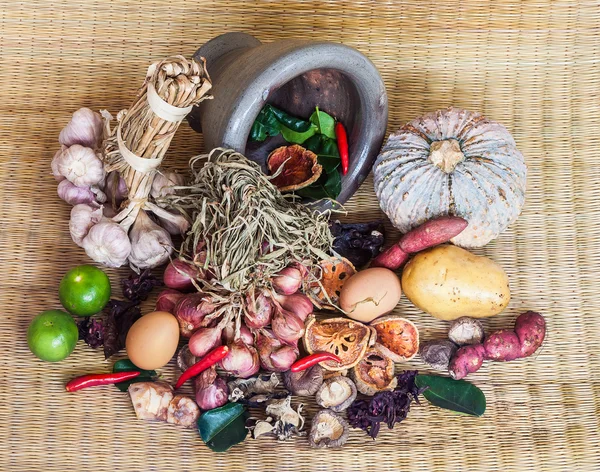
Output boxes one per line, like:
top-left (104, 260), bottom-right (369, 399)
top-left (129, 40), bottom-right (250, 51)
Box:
top-left (77, 317), bottom-right (105, 349)
top-left (59, 107), bottom-right (104, 149)
top-left (55, 144), bottom-right (105, 187)
top-left (103, 299), bottom-right (141, 359)
top-left (82, 219), bottom-right (131, 268)
top-left (122, 268), bottom-right (162, 302)
top-left (69, 203), bottom-right (103, 247)
top-left (151, 171), bottom-right (186, 199)
top-left (128, 210), bottom-right (173, 270)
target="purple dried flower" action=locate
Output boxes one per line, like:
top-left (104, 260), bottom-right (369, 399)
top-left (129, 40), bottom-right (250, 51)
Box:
top-left (122, 269), bottom-right (163, 302)
top-left (78, 318), bottom-right (105, 349)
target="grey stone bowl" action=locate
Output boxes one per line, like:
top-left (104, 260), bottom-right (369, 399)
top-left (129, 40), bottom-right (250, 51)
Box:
top-left (188, 32), bottom-right (388, 208)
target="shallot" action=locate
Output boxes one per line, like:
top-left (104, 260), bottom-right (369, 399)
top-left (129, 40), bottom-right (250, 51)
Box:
top-left (189, 326), bottom-right (223, 358)
top-left (219, 340), bottom-right (260, 379)
top-left (174, 293), bottom-right (217, 338)
top-left (155, 288), bottom-right (184, 313)
top-left (151, 171), bottom-right (186, 199)
top-left (256, 330), bottom-right (298, 372)
top-left (244, 290), bottom-right (273, 329)
top-left (272, 292), bottom-right (313, 322)
top-left (164, 259), bottom-right (202, 291)
top-left (272, 266), bottom-right (303, 295)
top-left (194, 366), bottom-right (228, 411)
top-left (271, 307), bottom-right (305, 345)
top-left (222, 322), bottom-right (254, 346)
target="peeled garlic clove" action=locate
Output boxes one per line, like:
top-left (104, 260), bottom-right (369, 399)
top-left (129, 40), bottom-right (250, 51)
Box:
top-left (58, 180), bottom-right (96, 206)
top-left (59, 107), bottom-right (104, 149)
top-left (151, 171), bottom-right (186, 199)
top-left (69, 204), bottom-right (103, 247)
top-left (128, 210), bottom-right (173, 270)
top-left (51, 147), bottom-right (67, 182)
top-left (56, 144), bottom-right (105, 187)
top-left (82, 219), bottom-right (131, 267)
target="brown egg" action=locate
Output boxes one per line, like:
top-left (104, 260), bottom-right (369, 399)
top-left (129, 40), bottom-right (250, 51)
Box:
top-left (126, 311), bottom-right (180, 370)
top-left (339, 268), bottom-right (402, 323)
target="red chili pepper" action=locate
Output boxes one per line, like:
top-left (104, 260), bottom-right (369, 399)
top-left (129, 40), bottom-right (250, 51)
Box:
top-left (175, 345), bottom-right (229, 389)
top-left (335, 121), bottom-right (349, 176)
top-left (65, 371), bottom-right (141, 392)
top-left (290, 352), bottom-right (342, 372)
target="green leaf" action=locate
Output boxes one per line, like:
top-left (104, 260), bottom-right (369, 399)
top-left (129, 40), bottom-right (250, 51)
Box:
top-left (415, 375), bottom-right (486, 417)
top-left (268, 105), bottom-right (312, 132)
top-left (296, 168), bottom-right (341, 200)
top-left (249, 106), bottom-right (281, 142)
top-left (280, 123), bottom-right (317, 144)
top-left (197, 403), bottom-right (249, 452)
top-left (112, 359), bottom-right (157, 392)
top-left (309, 107), bottom-right (336, 139)
top-left (302, 135), bottom-right (340, 173)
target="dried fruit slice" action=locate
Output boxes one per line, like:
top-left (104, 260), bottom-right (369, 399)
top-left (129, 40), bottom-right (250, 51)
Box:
top-left (303, 315), bottom-right (375, 371)
top-left (267, 144), bottom-right (323, 192)
top-left (350, 346), bottom-right (397, 395)
top-left (305, 257), bottom-right (356, 310)
top-left (370, 315), bottom-right (420, 362)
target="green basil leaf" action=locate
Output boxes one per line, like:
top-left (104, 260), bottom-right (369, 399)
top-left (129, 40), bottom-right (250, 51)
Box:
top-left (197, 403), bottom-right (249, 452)
top-left (415, 375), bottom-right (486, 417)
top-left (280, 123), bottom-right (317, 144)
top-left (250, 106), bottom-right (281, 142)
top-left (309, 107), bottom-right (336, 140)
top-left (112, 359), bottom-right (157, 392)
top-left (268, 105), bottom-right (312, 132)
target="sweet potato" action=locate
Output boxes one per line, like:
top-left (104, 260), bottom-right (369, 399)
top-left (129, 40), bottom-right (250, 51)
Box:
top-left (514, 311), bottom-right (546, 358)
top-left (399, 216), bottom-right (468, 253)
top-left (448, 311), bottom-right (546, 379)
top-left (370, 244), bottom-right (410, 270)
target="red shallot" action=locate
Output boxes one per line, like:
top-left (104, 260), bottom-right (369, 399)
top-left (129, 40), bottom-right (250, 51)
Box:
top-left (272, 266), bottom-right (303, 295)
top-left (164, 259), bottom-right (202, 291)
top-left (271, 307), bottom-right (305, 345)
top-left (256, 329), bottom-right (299, 372)
top-left (194, 366), bottom-right (229, 411)
top-left (189, 326), bottom-right (223, 358)
top-left (244, 290), bottom-right (274, 329)
top-left (155, 288), bottom-right (185, 313)
top-left (174, 293), bottom-right (217, 338)
top-left (219, 340), bottom-right (260, 379)
top-left (272, 292), bottom-right (313, 322)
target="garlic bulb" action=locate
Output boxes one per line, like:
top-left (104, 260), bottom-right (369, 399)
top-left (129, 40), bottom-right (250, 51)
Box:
top-left (58, 180), bottom-right (96, 206)
top-left (82, 219), bottom-right (131, 267)
top-left (59, 107), bottom-right (104, 149)
top-left (69, 204), bottom-right (103, 246)
top-left (51, 147), bottom-right (66, 182)
top-left (128, 210), bottom-right (173, 269)
top-left (150, 171), bottom-right (186, 199)
top-left (55, 144), bottom-right (105, 187)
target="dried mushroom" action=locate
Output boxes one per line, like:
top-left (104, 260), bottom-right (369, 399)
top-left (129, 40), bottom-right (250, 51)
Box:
top-left (315, 376), bottom-right (357, 412)
top-left (308, 409), bottom-right (350, 448)
top-left (420, 339), bottom-right (458, 371)
top-left (303, 315), bottom-right (376, 371)
top-left (267, 144), bottom-right (322, 192)
top-left (176, 345), bottom-right (198, 372)
top-left (283, 364), bottom-right (324, 396)
top-left (305, 257), bottom-right (356, 309)
top-left (351, 347), bottom-right (398, 396)
top-left (370, 315), bottom-right (420, 362)
top-left (228, 373), bottom-right (280, 403)
top-left (448, 317), bottom-right (485, 346)
top-left (251, 396), bottom-right (306, 441)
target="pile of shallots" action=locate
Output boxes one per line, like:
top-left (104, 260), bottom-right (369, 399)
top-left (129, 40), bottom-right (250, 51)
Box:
top-left (52, 108), bottom-right (188, 269)
top-left (158, 259), bottom-right (313, 409)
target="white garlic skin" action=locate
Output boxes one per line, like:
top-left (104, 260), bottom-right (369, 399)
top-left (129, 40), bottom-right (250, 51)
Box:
top-left (128, 210), bottom-right (173, 269)
top-left (59, 107), bottom-right (104, 149)
top-left (69, 204), bottom-right (103, 247)
top-left (51, 147), bottom-right (67, 182)
top-left (151, 171), bottom-right (185, 199)
top-left (58, 180), bottom-right (96, 206)
top-left (82, 219), bottom-right (131, 268)
top-left (55, 144), bottom-right (105, 188)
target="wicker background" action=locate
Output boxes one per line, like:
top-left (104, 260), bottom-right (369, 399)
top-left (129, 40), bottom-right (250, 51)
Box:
top-left (1, 0), bottom-right (599, 470)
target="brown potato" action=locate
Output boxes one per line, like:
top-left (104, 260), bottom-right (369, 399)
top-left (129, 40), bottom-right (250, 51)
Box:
top-left (401, 245), bottom-right (510, 320)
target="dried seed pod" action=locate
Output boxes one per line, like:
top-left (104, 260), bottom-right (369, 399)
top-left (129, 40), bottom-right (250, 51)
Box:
top-left (315, 376), bottom-right (357, 412)
top-left (420, 340), bottom-right (458, 371)
top-left (448, 317), bottom-right (485, 346)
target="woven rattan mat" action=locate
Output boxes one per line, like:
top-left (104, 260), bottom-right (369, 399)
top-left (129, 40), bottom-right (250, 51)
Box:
top-left (1, 1), bottom-right (599, 470)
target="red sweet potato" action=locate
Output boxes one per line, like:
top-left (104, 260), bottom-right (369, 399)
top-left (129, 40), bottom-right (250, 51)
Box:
top-left (448, 344), bottom-right (486, 380)
top-left (370, 244), bottom-right (410, 270)
top-left (514, 311), bottom-right (546, 358)
top-left (399, 216), bottom-right (468, 253)
top-left (483, 330), bottom-right (521, 362)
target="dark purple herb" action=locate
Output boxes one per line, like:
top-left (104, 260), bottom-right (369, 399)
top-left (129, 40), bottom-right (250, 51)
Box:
top-left (122, 269), bottom-right (163, 302)
top-left (330, 220), bottom-right (385, 268)
top-left (78, 318), bottom-right (105, 349)
top-left (103, 300), bottom-right (141, 359)
top-left (347, 370), bottom-right (425, 439)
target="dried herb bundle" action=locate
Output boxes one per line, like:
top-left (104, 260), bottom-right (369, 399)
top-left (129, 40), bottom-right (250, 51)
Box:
top-left (163, 148), bottom-right (334, 293)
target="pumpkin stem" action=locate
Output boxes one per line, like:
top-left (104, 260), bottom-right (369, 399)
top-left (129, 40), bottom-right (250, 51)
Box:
top-left (428, 139), bottom-right (465, 173)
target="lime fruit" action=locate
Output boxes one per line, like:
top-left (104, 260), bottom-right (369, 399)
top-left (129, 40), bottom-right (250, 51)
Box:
top-left (59, 265), bottom-right (111, 316)
top-left (27, 310), bottom-right (79, 362)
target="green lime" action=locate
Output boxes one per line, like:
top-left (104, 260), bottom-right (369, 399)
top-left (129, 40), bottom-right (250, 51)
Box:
top-left (27, 310), bottom-right (79, 362)
top-left (59, 265), bottom-right (111, 316)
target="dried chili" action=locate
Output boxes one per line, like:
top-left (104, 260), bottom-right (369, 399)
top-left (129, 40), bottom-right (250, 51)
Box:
top-left (335, 121), bottom-right (349, 175)
top-left (290, 352), bottom-right (342, 372)
top-left (175, 345), bottom-right (230, 389)
top-left (66, 371), bottom-right (141, 392)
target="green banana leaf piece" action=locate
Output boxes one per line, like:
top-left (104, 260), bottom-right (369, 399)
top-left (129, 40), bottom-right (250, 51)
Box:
top-left (197, 403), bottom-right (249, 452)
top-left (415, 375), bottom-right (486, 417)
top-left (112, 359), bottom-right (157, 392)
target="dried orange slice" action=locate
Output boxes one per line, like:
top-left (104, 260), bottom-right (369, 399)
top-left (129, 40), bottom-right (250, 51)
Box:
top-left (370, 315), bottom-right (419, 362)
top-left (303, 315), bottom-right (376, 371)
top-left (350, 346), bottom-right (398, 395)
top-left (267, 144), bottom-right (323, 192)
top-left (305, 257), bottom-right (356, 310)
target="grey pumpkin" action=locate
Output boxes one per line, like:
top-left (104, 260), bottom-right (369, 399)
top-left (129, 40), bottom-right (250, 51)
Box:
top-left (374, 107), bottom-right (527, 248)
